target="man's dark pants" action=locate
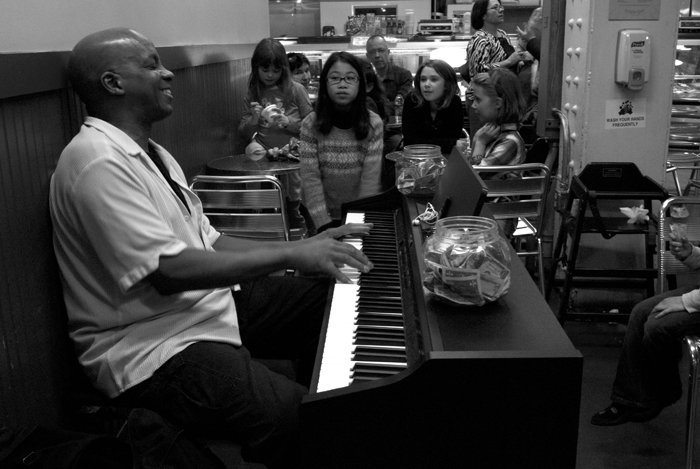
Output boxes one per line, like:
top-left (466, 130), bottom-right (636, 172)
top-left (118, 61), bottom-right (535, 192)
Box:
top-left (116, 275), bottom-right (330, 468)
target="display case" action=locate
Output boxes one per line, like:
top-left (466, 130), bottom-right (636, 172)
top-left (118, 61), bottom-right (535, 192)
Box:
top-left (669, 33), bottom-right (700, 195)
top-left (674, 38), bottom-right (700, 100)
top-left (285, 39), bottom-right (472, 77)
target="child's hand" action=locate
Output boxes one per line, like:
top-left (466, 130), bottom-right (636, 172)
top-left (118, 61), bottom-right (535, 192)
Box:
top-left (250, 102), bottom-right (263, 125)
top-left (669, 231), bottom-right (693, 261)
top-left (475, 123), bottom-right (499, 145)
top-left (276, 114), bottom-right (290, 129)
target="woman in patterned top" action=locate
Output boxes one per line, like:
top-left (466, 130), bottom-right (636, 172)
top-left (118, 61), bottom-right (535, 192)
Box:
top-left (299, 52), bottom-right (383, 233)
top-left (463, 0), bottom-right (525, 141)
top-left (468, 67), bottom-right (527, 238)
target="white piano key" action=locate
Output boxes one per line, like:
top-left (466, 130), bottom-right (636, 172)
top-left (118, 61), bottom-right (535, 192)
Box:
top-left (337, 211), bottom-right (365, 284)
top-left (316, 283), bottom-right (358, 392)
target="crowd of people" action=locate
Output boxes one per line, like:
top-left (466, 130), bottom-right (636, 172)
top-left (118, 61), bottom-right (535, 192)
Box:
top-left (236, 27), bottom-right (538, 235)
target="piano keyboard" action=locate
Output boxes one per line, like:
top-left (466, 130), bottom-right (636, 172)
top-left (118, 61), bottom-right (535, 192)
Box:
top-left (316, 211), bottom-right (408, 393)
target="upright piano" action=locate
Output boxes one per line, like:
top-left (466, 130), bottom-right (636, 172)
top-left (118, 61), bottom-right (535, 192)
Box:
top-left (301, 157), bottom-right (583, 469)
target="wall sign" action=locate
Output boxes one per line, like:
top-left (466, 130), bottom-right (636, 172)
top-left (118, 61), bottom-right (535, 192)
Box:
top-left (605, 98), bottom-right (647, 130)
top-left (609, 0), bottom-right (660, 21)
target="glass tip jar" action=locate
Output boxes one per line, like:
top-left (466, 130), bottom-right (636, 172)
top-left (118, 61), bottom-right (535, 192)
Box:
top-left (423, 216), bottom-right (511, 306)
top-left (395, 144), bottom-right (446, 197)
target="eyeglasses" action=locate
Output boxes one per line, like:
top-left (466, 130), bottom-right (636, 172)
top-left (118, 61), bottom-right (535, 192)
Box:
top-left (327, 75), bottom-right (359, 85)
top-left (488, 4), bottom-right (504, 11)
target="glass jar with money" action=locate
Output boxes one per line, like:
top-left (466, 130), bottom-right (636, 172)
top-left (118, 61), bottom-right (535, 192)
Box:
top-left (395, 144), bottom-right (446, 197)
top-left (423, 216), bottom-right (511, 306)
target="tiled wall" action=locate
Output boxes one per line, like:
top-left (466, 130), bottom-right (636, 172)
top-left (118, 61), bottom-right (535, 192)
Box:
top-left (0, 53), bottom-right (251, 428)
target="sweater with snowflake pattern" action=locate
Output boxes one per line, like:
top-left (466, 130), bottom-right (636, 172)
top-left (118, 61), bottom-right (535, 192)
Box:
top-left (299, 111), bottom-right (384, 228)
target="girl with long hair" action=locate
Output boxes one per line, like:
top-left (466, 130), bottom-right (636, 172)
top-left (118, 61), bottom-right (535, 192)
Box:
top-left (401, 59), bottom-right (467, 155)
top-left (299, 52), bottom-right (384, 232)
top-left (238, 38), bottom-right (312, 227)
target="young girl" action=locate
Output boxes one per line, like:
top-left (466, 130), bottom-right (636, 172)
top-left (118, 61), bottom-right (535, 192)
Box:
top-left (299, 52), bottom-right (384, 232)
top-left (468, 67), bottom-right (526, 170)
top-left (238, 38), bottom-right (312, 227)
top-left (468, 67), bottom-right (527, 238)
top-left (401, 59), bottom-right (468, 156)
top-left (287, 52), bottom-right (312, 90)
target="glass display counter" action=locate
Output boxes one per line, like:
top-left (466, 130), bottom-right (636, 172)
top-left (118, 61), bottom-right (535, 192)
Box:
top-left (284, 38), bottom-right (472, 79)
top-left (674, 38), bottom-right (700, 100)
top-left (669, 36), bottom-right (700, 195)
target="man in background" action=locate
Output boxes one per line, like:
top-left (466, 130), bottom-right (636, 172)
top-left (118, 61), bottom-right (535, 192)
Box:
top-left (365, 34), bottom-right (413, 185)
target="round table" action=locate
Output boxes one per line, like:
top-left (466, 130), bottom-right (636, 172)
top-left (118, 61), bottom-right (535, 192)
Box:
top-left (206, 154), bottom-right (300, 176)
top-left (205, 154), bottom-right (307, 239)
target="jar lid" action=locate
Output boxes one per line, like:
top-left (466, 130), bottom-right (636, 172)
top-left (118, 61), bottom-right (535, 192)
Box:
top-left (402, 144), bottom-right (442, 159)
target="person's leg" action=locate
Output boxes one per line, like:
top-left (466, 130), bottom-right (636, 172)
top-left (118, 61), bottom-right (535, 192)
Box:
top-left (592, 285), bottom-right (700, 425)
top-left (612, 286), bottom-right (700, 408)
top-left (131, 342), bottom-right (307, 469)
top-left (282, 172), bottom-right (306, 230)
top-left (234, 275), bottom-right (331, 387)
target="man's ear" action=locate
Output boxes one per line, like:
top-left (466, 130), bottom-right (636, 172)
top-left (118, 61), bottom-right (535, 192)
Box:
top-left (367, 82), bottom-right (375, 93)
top-left (101, 71), bottom-right (125, 96)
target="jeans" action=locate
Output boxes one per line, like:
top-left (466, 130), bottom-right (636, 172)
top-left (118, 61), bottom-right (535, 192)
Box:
top-left (116, 275), bottom-right (330, 468)
top-left (612, 285), bottom-right (700, 409)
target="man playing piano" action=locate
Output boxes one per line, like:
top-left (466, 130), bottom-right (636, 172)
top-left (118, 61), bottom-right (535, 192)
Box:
top-left (50, 27), bottom-right (373, 469)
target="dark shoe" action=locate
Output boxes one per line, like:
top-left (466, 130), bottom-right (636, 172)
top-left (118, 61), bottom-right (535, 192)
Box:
top-left (591, 403), bottom-right (662, 426)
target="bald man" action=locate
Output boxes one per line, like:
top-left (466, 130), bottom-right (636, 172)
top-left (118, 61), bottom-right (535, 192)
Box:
top-left (50, 28), bottom-right (373, 468)
top-left (365, 35), bottom-right (413, 108)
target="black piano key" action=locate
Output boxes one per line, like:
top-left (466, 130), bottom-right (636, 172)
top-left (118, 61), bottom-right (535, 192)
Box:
top-left (351, 371), bottom-right (396, 380)
top-left (350, 376), bottom-right (381, 385)
top-left (357, 296), bottom-right (402, 305)
top-left (357, 286), bottom-right (402, 294)
top-left (358, 310), bottom-right (403, 318)
top-left (352, 352), bottom-right (406, 363)
top-left (351, 363), bottom-right (407, 374)
top-left (352, 348), bottom-right (407, 363)
top-left (356, 318), bottom-right (404, 327)
top-left (354, 336), bottom-right (405, 346)
top-left (357, 301), bottom-right (402, 310)
top-left (354, 331), bottom-right (405, 343)
top-left (355, 324), bottom-right (404, 333)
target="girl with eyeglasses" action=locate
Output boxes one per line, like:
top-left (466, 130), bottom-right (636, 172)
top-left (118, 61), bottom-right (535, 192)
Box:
top-left (238, 38), bottom-right (312, 228)
top-left (401, 59), bottom-right (467, 156)
top-left (462, 0), bottom-right (526, 142)
top-left (299, 52), bottom-right (383, 233)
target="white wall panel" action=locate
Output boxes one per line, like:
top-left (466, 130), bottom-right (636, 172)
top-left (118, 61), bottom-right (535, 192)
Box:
top-left (0, 0), bottom-right (269, 52)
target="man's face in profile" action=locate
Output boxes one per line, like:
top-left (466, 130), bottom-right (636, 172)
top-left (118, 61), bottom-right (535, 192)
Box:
top-left (116, 37), bottom-right (174, 123)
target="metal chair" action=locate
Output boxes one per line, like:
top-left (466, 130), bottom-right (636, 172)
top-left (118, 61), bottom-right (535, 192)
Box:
top-left (666, 144), bottom-right (700, 196)
top-left (657, 196), bottom-right (700, 469)
top-left (190, 174), bottom-right (291, 241)
top-left (473, 163), bottom-right (551, 293)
